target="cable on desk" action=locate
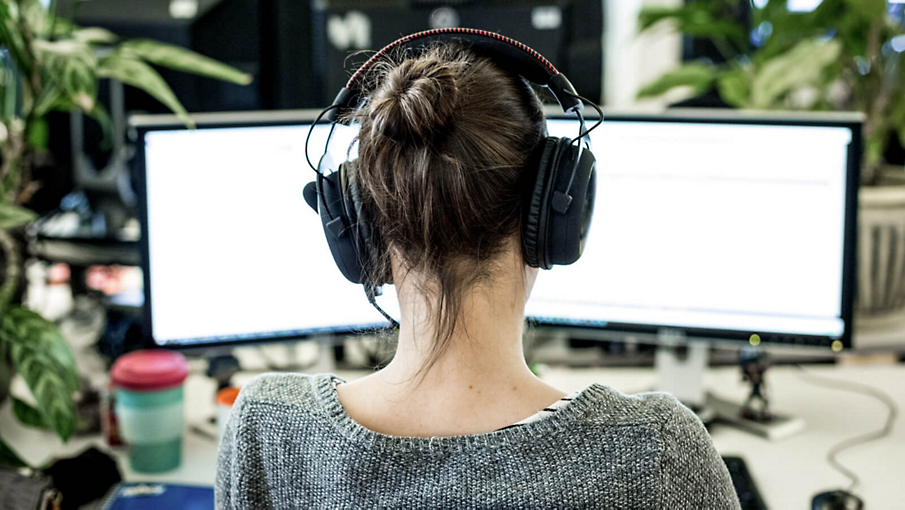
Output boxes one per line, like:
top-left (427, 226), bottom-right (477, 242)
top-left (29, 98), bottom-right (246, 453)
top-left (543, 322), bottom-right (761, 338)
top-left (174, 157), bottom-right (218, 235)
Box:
top-left (793, 364), bottom-right (899, 492)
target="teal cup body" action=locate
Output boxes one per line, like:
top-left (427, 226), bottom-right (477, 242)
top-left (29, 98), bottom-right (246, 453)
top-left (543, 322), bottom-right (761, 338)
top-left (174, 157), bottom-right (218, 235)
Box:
top-left (115, 385), bottom-right (185, 473)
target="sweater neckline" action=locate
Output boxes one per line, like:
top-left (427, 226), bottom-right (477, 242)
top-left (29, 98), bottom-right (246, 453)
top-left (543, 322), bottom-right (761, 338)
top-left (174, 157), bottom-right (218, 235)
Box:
top-left (312, 373), bottom-right (608, 454)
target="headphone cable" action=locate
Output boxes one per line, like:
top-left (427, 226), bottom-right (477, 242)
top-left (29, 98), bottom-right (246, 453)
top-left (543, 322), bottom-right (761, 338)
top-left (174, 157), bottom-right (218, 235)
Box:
top-left (560, 93), bottom-right (604, 203)
top-left (305, 104), bottom-right (342, 174)
top-left (792, 363), bottom-right (899, 492)
top-left (566, 91), bottom-right (604, 144)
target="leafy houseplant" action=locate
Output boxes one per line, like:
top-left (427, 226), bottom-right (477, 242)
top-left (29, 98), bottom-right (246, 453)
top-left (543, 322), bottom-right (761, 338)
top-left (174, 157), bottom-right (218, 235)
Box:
top-left (0, 0), bottom-right (250, 467)
top-left (636, 0), bottom-right (903, 183)
top-left (636, 0), bottom-right (905, 319)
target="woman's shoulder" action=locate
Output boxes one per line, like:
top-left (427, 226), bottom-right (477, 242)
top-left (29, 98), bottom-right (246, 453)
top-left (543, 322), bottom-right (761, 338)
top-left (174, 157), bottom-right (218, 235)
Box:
top-left (578, 384), bottom-right (697, 429)
top-left (233, 372), bottom-right (335, 414)
top-left (577, 385), bottom-right (739, 508)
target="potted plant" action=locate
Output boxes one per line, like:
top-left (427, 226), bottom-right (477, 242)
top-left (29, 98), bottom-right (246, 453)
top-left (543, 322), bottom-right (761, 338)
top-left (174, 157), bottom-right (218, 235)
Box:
top-left (0, 0), bottom-right (250, 467)
top-left (636, 0), bottom-right (905, 323)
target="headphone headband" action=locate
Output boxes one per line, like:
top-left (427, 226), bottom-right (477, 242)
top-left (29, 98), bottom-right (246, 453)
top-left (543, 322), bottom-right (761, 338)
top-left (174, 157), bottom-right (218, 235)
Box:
top-left (329, 28), bottom-right (583, 118)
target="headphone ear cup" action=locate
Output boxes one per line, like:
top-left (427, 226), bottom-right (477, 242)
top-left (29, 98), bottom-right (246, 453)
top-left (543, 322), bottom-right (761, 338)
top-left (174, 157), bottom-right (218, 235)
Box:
top-left (545, 140), bottom-right (596, 267)
top-left (523, 137), bottom-right (563, 269)
top-left (315, 170), bottom-right (367, 284)
top-left (342, 163), bottom-right (386, 285)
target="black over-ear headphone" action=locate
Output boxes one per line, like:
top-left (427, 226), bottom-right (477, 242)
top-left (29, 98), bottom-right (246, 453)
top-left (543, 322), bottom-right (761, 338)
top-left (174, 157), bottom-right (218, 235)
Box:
top-left (303, 28), bottom-right (600, 308)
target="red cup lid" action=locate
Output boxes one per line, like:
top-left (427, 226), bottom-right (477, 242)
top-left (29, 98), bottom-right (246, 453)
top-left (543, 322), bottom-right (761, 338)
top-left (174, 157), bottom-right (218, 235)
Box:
top-left (111, 350), bottom-right (189, 391)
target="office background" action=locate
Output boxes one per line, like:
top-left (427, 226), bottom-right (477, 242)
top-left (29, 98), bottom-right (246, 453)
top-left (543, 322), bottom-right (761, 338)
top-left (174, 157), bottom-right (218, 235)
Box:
top-left (0, 1), bottom-right (903, 509)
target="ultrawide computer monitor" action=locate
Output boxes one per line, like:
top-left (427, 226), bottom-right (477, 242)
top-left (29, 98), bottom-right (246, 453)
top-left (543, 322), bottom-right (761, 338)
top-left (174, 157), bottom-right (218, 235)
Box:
top-left (134, 110), bottom-right (860, 350)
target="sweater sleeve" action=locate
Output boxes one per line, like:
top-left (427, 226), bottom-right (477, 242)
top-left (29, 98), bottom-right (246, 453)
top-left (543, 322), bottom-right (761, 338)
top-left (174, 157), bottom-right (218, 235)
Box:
top-left (656, 397), bottom-right (741, 509)
top-left (215, 399), bottom-right (239, 509)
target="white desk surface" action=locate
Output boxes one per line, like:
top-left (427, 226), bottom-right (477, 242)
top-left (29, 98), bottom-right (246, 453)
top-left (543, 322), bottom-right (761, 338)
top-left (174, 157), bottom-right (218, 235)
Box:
top-left (2, 364), bottom-right (903, 509)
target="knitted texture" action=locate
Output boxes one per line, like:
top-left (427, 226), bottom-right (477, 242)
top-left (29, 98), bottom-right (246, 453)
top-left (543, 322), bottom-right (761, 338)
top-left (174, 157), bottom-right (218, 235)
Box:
top-left (216, 373), bottom-right (740, 509)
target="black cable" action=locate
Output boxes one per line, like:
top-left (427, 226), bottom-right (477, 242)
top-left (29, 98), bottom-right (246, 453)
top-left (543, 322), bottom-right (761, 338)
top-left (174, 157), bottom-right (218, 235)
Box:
top-left (366, 285), bottom-right (399, 329)
top-left (305, 104), bottom-right (342, 174)
top-left (560, 93), bottom-right (603, 203)
top-left (793, 364), bottom-right (899, 492)
top-left (566, 91), bottom-right (604, 144)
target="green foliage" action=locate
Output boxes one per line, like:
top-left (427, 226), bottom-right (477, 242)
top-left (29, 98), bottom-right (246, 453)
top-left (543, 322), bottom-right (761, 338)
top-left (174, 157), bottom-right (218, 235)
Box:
top-left (72, 27), bottom-right (117, 44)
top-left (636, 0), bottom-right (905, 182)
top-left (13, 396), bottom-right (49, 429)
top-left (0, 203), bottom-right (37, 230)
top-left (0, 0), bottom-right (250, 468)
top-left (119, 39), bottom-right (252, 86)
top-left (97, 54), bottom-right (194, 128)
top-left (716, 67), bottom-right (750, 108)
top-left (750, 38), bottom-right (842, 108)
top-left (26, 116), bottom-right (48, 150)
top-left (636, 63), bottom-right (717, 99)
top-left (639, 4), bottom-right (748, 50)
top-left (1, 307), bottom-right (80, 442)
top-left (34, 38), bottom-right (98, 112)
top-left (0, 437), bottom-right (27, 468)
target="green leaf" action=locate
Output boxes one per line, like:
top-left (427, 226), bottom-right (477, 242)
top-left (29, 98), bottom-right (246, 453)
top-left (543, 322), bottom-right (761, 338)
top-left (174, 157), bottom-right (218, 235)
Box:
top-left (1, 306), bottom-right (79, 442)
top-left (0, 204), bottom-right (37, 230)
top-left (26, 116), bottom-right (49, 151)
top-left (13, 397), bottom-right (49, 429)
top-left (119, 39), bottom-right (252, 85)
top-left (717, 68), bottom-right (751, 108)
top-left (865, 129), bottom-right (887, 170)
top-left (843, 0), bottom-right (886, 19)
top-left (32, 82), bottom-right (62, 118)
top-left (638, 7), bottom-right (690, 32)
top-left (0, 307), bottom-right (79, 391)
top-left (0, 437), bottom-right (28, 468)
top-left (638, 5), bottom-right (747, 49)
top-left (33, 39), bottom-right (98, 113)
top-left (72, 27), bottom-right (118, 45)
top-left (0, 2), bottom-right (35, 79)
top-left (97, 53), bottom-right (194, 128)
top-left (24, 0), bottom-right (78, 40)
top-left (750, 38), bottom-right (842, 109)
top-left (636, 63), bottom-right (717, 99)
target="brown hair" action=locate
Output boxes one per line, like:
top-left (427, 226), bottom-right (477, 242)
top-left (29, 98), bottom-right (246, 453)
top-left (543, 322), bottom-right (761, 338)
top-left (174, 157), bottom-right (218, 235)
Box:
top-left (350, 43), bottom-right (545, 373)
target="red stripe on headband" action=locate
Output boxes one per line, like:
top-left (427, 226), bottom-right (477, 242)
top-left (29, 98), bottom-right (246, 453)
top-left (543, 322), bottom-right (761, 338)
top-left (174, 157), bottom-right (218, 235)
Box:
top-left (344, 28), bottom-right (558, 90)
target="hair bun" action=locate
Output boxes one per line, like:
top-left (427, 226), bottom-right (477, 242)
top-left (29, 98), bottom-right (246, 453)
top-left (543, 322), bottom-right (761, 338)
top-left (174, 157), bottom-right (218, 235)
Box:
top-left (368, 55), bottom-right (463, 143)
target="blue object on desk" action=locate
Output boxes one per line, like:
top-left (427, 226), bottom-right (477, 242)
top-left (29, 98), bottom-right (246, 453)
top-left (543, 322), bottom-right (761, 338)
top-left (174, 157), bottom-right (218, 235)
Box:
top-left (101, 483), bottom-right (213, 510)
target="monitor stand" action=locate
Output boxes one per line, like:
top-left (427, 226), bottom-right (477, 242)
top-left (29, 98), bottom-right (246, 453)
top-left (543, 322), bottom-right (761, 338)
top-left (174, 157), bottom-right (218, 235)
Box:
top-left (655, 341), bottom-right (806, 440)
top-left (655, 342), bottom-right (716, 424)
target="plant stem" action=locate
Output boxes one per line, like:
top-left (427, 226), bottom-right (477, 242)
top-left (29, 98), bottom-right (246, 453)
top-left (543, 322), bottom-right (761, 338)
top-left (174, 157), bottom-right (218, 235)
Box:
top-left (48, 0), bottom-right (59, 41)
top-left (0, 230), bottom-right (21, 315)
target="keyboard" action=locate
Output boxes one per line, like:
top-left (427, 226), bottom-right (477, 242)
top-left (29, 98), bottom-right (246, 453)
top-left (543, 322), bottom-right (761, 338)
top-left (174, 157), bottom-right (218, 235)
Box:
top-left (723, 456), bottom-right (768, 510)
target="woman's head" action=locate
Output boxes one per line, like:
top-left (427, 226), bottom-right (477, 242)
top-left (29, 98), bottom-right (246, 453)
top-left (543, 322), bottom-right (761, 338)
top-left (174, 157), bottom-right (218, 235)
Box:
top-left (350, 43), bottom-right (546, 367)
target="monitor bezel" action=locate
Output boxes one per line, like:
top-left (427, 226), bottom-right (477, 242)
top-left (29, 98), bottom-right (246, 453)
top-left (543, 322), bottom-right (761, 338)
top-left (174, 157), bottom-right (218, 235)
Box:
top-left (133, 109), bottom-right (860, 351)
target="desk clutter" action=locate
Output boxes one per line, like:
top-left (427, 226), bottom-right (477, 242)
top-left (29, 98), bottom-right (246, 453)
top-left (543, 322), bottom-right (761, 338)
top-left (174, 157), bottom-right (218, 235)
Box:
top-left (100, 483), bottom-right (214, 510)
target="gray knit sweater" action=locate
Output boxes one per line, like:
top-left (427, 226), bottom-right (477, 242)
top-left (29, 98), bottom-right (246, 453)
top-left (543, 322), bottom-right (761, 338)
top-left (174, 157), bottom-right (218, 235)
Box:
top-left (216, 373), bottom-right (740, 509)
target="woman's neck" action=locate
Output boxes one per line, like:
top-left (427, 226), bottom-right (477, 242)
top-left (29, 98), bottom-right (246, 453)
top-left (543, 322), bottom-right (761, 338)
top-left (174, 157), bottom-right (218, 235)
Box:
top-left (374, 248), bottom-right (557, 403)
top-left (335, 249), bottom-right (565, 437)
top-left (381, 272), bottom-right (535, 392)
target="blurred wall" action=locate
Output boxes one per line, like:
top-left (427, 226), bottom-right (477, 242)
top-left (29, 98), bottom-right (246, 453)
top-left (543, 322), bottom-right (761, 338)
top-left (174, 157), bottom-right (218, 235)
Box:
top-left (604, 0), bottom-right (683, 108)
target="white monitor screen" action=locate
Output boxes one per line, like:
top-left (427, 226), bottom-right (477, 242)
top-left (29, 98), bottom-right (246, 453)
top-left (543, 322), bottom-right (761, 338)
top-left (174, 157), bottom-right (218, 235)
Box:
top-left (141, 116), bottom-right (854, 347)
top-left (536, 119), bottom-right (852, 341)
top-left (143, 123), bottom-right (400, 345)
